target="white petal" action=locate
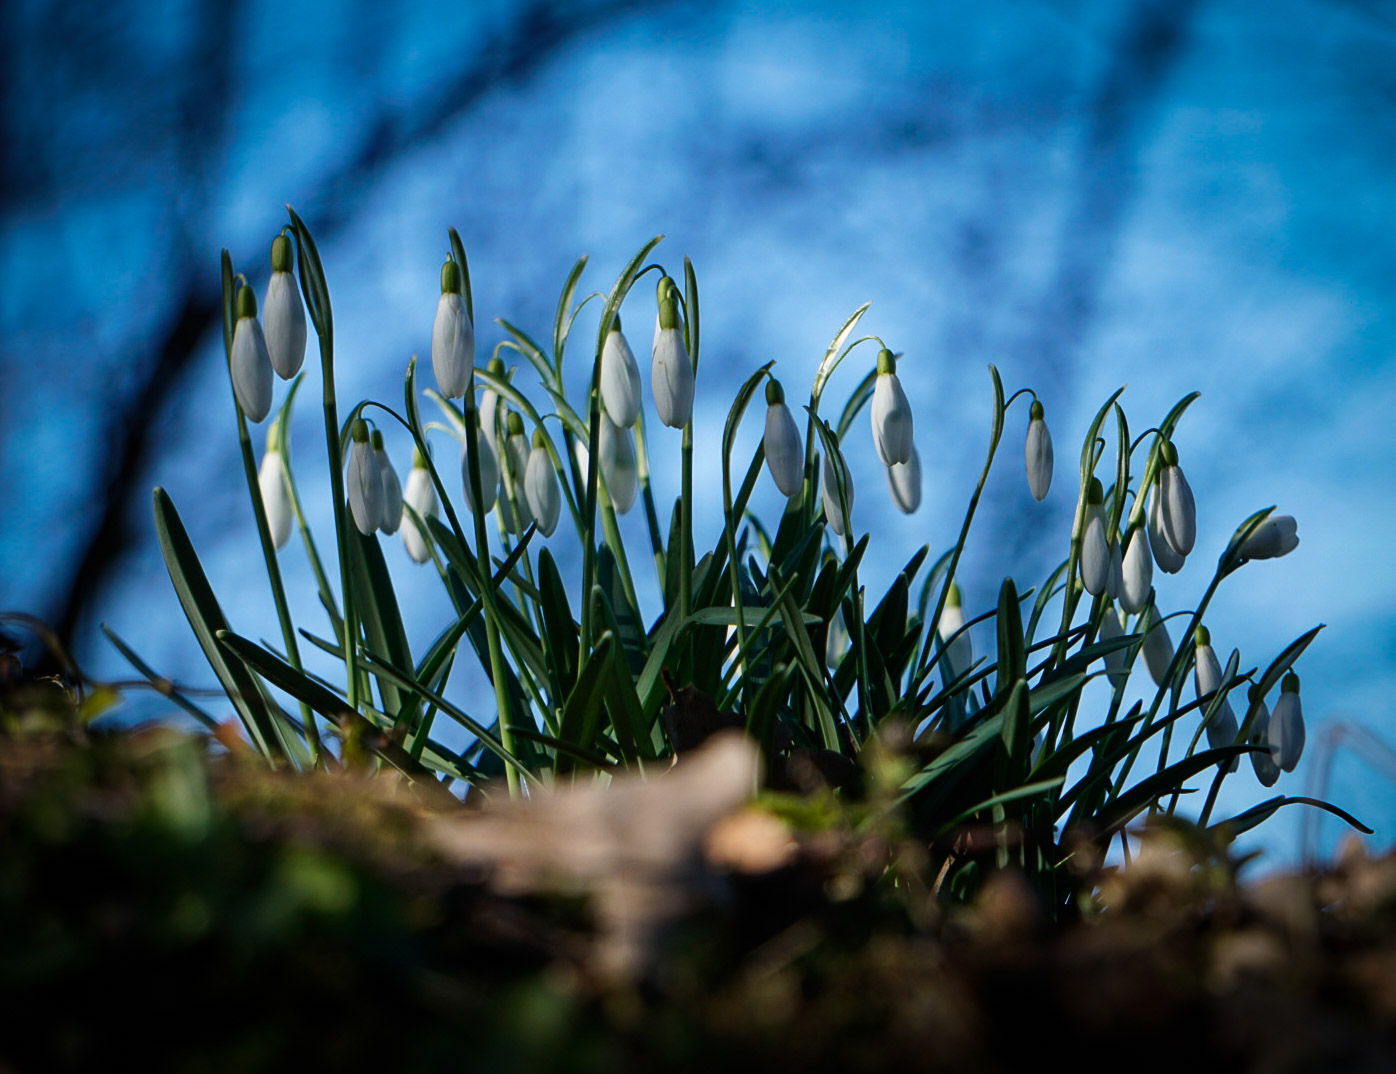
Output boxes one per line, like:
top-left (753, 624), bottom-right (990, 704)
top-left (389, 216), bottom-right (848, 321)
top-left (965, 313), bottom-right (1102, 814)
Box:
top-left (1120, 529), bottom-right (1153, 615)
top-left (258, 449), bottom-right (293, 550)
top-left (870, 373), bottom-right (914, 466)
top-left (479, 386), bottom-right (501, 449)
top-left (1205, 699), bottom-right (1241, 772)
top-left (1269, 693), bottom-right (1306, 772)
top-left (1247, 700), bottom-right (1281, 787)
top-left (1194, 642), bottom-right (1238, 771)
top-left (1107, 538), bottom-right (1123, 601)
top-left (1148, 485), bottom-right (1186, 574)
top-left (461, 431), bottom-right (498, 515)
top-left (432, 292), bottom-right (474, 399)
top-left (1025, 418), bottom-right (1053, 501)
top-left (821, 446), bottom-right (854, 536)
top-left (598, 415), bottom-right (638, 514)
top-left (763, 402), bottom-right (804, 497)
top-left (650, 318), bottom-right (694, 428)
top-left (824, 605), bottom-right (848, 668)
top-left (938, 604), bottom-right (972, 680)
top-left (1080, 506), bottom-right (1111, 596)
top-left (885, 446), bottom-right (922, 515)
top-left (263, 271), bottom-right (307, 379)
top-left (498, 433), bottom-right (533, 535)
top-left (1098, 605), bottom-right (1129, 686)
top-left (525, 445), bottom-right (561, 537)
top-left (231, 316), bottom-right (273, 423)
top-left (1141, 612), bottom-right (1174, 687)
top-left (1161, 464), bottom-right (1196, 556)
top-left (600, 328), bottom-right (642, 428)
top-left (401, 466), bottom-right (437, 564)
top-left (376, 449), bottom-right (403, 534)
top-left (1238, 515), bottom-right (1300, 560)
top-left (347, 441), bottom-right (383, 536)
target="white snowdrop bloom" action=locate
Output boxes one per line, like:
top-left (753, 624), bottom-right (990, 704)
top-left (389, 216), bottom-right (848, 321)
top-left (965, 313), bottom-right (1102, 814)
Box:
top-left (401, 450), bottom-right (437, 565)
top-left (460, 428), bottom-right (498, 516)
top-left (524, 431), bottom-right (561, 537)
top-left (497, 412), bottom-right (533, 535)
top-left (1193, 626), bottom-right (1239, 772)
top-left (763, 379), bottom-right (804, 497)
top-left (651, 276), bottom-right (694, 428)
top-left (1246, 689), bottom-right (1281, 788)
top-left (1147, 481), bottom-right (1186, 575)
top-left (1025, 400), bottom-right (1053, 501)
top-left (1158, 440), bottom-right (1196, 557)
top-left (257, 421), bottom-right (293, 551)
top-left (1140, 604), bottom-right (1175, 687)
top-left (1080, 479), bottom-right (1112, 597)
top-left (478, 357), bottom-right (505, 448)
top-left (1238, 514), bottom-right (1300, 560)
top-left (869, 348), bottom-right (914, 467)
top-left (598, 413), bottom-right (638, 514)
top-left (1098, 603), bottom-right (1129, 686)
top-left (825, 603), bottom-right (848, 668)
top-left (263, 234), bottom-right (306, 379)
top-left (1120, 528), bottom-right (1153, 615)
top-left (346, 420), bottom-right (384, 537)
top-left (820, 442), bottom-right (854, 537)
top-left (231, 284), bottom-right (273, 423)
top-left (572, 437), bottom-right (591, 494)
top-left (886, 445), bottom-right (922, 515)
top-left (938, 583), bottom-right (973, 681)
top-left (600, 316), bottom-right (643, 428)
top-left (371, 430), bottom-right (402, 535)
top-left (1268, 671), bottom-right (1306, 773)
top-left (432, 259), bottom-right (474, 399)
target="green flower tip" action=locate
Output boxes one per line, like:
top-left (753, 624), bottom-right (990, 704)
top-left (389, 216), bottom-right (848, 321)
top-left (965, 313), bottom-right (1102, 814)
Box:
top-left (235, 283), bottom-right (257, 320)
top-left (265, 418), bottom-right (281, 454)
top-left (1281, 670), bottom-right (1300, 694)
top-left (506, 411), bottom-right (524, 436)
top-left (1087, 477), bottom-right (1104, 505)
top-left (370, 429), bottom-right (385, 451)
top-left (411, 446), bottom-right (428, 469)
top-left (1160, 439), bottom-right (1179, 468)
top-left (270, 234), bottom-right (293, 274)
top-left (1194, 624), bottom-right (1211, 648)
top-left (609, 312), bottom-right (623, 333)
top-left (440, 258), bottom-right (462, 295)
top-left (351, 418), bottom-right (370, 443)
top-left (657, 275), bottom-right (681, 330)
top-left (1029, 399), bottom-right (1045, 422)
top-left (876, 348), bottom-right (897, 376)
top-left (765, 378), bottom-right (785, 406)
top-left (946, 582), bottom-right (962, 608)
top-left (531, 428), bottom-right (547, 450)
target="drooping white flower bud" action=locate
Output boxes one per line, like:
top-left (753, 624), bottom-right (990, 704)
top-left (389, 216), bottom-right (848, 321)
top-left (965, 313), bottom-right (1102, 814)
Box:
top-left (497, 412), bottom-right (533, 535)
top-left (600, 315), bottom-right (643, 428)
top-left (1268, 671), bottom-right (1305, 772)
top-left (1099, 603), bottom-right (1129, 686)
top-left (1238, 514), bottom-right (1300, 560)
top-left (886, 445), bottom-right (922, 515)
top-left (820, 442), bottom-right (854, 537)
top-left (231, 284), bottom-right (273, 423)
top-left (524, 430), bottom-right (561, 537)
top-left (651, 276), bottom-right (694, 428)
top-left (763, 379), bottom-right (803, 497)
top-left (1158, 440), bottom-right (1196, 557)
top-left (1080, 479), bottom-right (1112, 597)
top-left (346, 420), bottom-right (384, 536)
top-left (1140, 604), bottom-right (1175, 687)
top-left (1147, 480), bottom-right (1186, 574)
top-left (1120, 528), bottom-right (1153, 615)
top-left (824, 603), bottom-right (848, 668)
top-left (1246, 687), bottom-right (1281, 787)
top-left (598, 413), bottom-right (638, 514)
top-left (371, 430), bottom-right (403, 535)
top-left (479, 357), bottom-right (505, 449)
top-left (401, 449), bottom-right (437, 564)
top-left (432, 259), bottom-right (474, 399)
top-left (258, 420), bottom-right (293, 551)
top-left (938, 583), bottom-right (973, 681)
top-left (461, 427), bottom-right (498, 516)
top-left (1193, 626), bottom-right (1239, 772)
top-left (870, 348), bottom-right (914, 467)
top-left (1025, 399), bottom-right (1053, 502)
top-left (263, 234), bottom-right (306, 379)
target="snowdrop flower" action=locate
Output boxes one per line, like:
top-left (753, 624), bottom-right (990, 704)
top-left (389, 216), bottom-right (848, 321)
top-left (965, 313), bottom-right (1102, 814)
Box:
top-left (763, 379), bottom-right (803, 497)
top-left (231, 283), bottom-right (273, 423)
top-left (1080, 479), bottom-right (1112, 597)
top-left (598, 413), bottom-right (638, 514)
top-left (525, 430), bottom-right (561, 537)
top-left (257, 420), bottom-right (293, 551)
top-left (600, 315), bottom-right (643, 428)
top-left (572, 437), bottom-right (591, 492)
top-left (820, 442), bottom-right (854, 537)
top-left (1238, 514), bottom-right (1300, 560)
top-left (346, 420), bottom-right (384, 536)
top-left (824, 602), bottom-right (848, 668)
top-left (1098, 603), bottom-right (1129, 686)
top-left (263, 234), bottom-right (306, 379)
top-left (479, 357), bottom-right (505, 449)
top-left (432, 258), bottom-right (474, 399)
top-left (371, 430), bottom-right (402, 535)
top-left (497, 412), bottom-right (533, 535)
top-left (938, 583), bottom-right (973, 681)
top-left (1107, 536), bottom-right (1123, 601)
top-left (1246, 687), bottom-right (1281, 787)
top-left (460, 427), bottom-right (498, 516)
top-left (1120, 528), bottom-right (1153, 615)
top-left (1268, 671), bottom-right (1306, 772)
top-left (1140, 603), bottom-right (1175, 687)
top-left (1157, 440), bottom-right (1196, 558)
top-left (1193, 626), bottom-right (1239, 772)
top-left (886, 445), bottom-right (922, 515)
top-left (1147, 480), bottom-right (1186, 575)
top-left (870, 348), bottom-right (914, 467)
top-left (1025, 399), bottom-right (1053, 502)
top-left (401, 449), bottom-right (437, 564)
top-left (651, 275), bottom-right (693, 428)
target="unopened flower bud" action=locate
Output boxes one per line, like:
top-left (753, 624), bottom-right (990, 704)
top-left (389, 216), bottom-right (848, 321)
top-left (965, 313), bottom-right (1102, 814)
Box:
top-left (525, 429), bottom-right (561, 537)
top-left (651, 276), bottom-right (693, 428)
top-left (263, 234), bottom-right (307, 379)
top-left (432, 258), bottom-right (474, 399)
top-left (346, 420), bottom-right (384, 536)
top-left (600, 314), bottom-right (643, 427)
top-left (763, 379), bottom-right (803, 497)
top-left (870, 348), bottom-right (914, 466)
top-left (1025, 400), bottom-right (1053, 501)
top-left (231, 283), bottom-right (273, 423)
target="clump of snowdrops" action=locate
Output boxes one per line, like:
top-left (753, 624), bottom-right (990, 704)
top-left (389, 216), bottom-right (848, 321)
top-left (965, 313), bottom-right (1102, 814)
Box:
top-left (127, 209), bottom-right (1366, 911)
